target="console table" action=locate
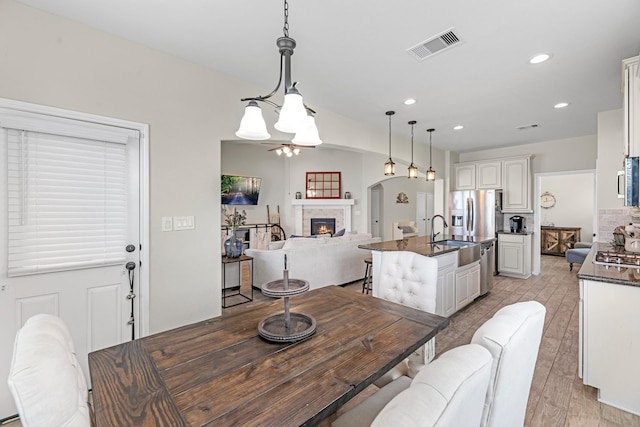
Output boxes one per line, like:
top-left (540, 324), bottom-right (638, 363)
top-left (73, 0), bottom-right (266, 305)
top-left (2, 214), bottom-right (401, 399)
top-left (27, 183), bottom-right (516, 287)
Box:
top-left (222, 255), bottom-right (253, 308)
top-left (541, 226), bottom-right (581, 256)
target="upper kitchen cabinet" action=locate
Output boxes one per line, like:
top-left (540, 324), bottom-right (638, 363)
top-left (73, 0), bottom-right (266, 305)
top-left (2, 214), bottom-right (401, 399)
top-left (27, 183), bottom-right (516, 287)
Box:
top-left (623, 56), bottom-right (640, 157)
top-left (476, 160), bottom-right (502, 189)
top-left (454, 163), bottom-right (476, 190)
top-left (454, 156), bottom-right (532, 212)
top-left (502, 156), bottom-right (532, 213)
top-left (454, 160), bottom-right (502, 190)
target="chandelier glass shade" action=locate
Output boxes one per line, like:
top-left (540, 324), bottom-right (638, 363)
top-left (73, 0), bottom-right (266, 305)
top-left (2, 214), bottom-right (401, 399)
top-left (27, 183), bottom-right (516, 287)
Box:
top-left (408, 120), bottom-right (418, 179)
top-left (426, 128), bottom-right (436, 181)
top-left (384, 111), bottom-right (396, 176)
top-left (235, 1), bottom-right (322, 146)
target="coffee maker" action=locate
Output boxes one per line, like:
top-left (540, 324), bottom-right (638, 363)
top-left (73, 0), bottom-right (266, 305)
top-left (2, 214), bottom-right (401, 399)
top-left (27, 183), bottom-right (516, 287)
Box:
top-left (509, 216), bottom-right (526, 233)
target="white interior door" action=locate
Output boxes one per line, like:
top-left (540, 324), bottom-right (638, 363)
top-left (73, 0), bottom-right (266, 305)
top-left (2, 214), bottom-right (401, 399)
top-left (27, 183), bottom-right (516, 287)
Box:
top-left (416, 192), bottom-right (426, 236)
top-left (371, 189), bottom-right (381, 238)
top-left (0, 104), bottom-right (142, 419)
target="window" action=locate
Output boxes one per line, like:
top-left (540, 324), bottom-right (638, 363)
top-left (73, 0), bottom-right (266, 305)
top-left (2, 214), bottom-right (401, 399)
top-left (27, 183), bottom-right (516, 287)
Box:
top-left (2, 113), bottom-right (136, 276)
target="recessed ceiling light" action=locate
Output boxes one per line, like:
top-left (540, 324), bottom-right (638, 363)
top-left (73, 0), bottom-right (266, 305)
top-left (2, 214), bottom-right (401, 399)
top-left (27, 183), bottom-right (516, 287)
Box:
top-left (554, 102), bottom-right (570, 109)
top-left (453, 125), bottom-right (464, 130)
top-left (404, 98), bottom-right (417, 105)
top-left (529, 53), bottom-right (551, 64)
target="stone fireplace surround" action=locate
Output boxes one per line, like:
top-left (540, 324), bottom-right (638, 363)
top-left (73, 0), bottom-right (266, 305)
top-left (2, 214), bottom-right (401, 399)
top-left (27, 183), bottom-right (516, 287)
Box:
top-left (291, 199), bottom-right (355, 236)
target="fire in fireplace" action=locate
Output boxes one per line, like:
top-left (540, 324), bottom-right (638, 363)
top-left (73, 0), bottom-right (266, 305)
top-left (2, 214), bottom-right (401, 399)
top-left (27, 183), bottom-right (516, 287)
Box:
top-left (311, 218), bottom-right (336, 236)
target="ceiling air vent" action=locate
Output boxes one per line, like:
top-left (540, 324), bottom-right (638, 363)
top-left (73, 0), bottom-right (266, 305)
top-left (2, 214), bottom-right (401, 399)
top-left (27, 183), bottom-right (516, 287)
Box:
top-left (516, 123), bottom-right (540, 131)
top-left (406, 28), bottom-right (462, 61)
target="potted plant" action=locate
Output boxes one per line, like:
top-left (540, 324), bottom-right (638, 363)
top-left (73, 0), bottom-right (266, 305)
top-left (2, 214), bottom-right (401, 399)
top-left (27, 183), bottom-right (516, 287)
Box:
top-left (223, 207), bottom-right (246, 258)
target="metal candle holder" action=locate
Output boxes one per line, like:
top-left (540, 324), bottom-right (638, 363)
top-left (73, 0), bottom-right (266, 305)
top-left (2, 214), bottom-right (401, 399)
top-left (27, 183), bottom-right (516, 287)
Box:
top-left (258, 255), bottom-right (316, 342)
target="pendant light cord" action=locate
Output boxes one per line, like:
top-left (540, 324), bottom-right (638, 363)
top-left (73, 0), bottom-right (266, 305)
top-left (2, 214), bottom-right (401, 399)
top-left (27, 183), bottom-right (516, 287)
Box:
top-left (283, 0), bottom-right (289, 37)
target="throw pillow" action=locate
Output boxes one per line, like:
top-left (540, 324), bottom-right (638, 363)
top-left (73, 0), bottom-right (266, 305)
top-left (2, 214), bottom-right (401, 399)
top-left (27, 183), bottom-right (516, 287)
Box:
top-left (333, 228), bottom-right (346, 237)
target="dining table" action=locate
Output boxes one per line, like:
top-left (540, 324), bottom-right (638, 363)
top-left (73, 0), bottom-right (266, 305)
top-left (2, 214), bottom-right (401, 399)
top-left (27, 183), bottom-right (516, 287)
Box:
top-left (89, 285), bottom-right (450, 426)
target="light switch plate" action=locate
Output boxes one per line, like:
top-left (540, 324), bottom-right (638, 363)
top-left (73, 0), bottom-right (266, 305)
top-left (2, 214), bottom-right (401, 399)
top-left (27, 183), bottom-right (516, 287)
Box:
top-left (174, 216), bottom-right (195, 231)
top-left (162, 216), bottom-right (173, 232)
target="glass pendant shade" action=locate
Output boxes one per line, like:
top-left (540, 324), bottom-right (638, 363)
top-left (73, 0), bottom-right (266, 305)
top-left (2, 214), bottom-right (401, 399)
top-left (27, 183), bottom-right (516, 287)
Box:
top-left (235, 101), bottom-right (271, 140)
top-left (292, 115), bottom-right (322, 146)
top-left (426, 168), bottom-right (436, 181)
top-left (274, 91), bottom-right (308, 133)
top-left (384, 159), bottom-right (395, 176)
top-left (408, 164), bottom-right (418, 178)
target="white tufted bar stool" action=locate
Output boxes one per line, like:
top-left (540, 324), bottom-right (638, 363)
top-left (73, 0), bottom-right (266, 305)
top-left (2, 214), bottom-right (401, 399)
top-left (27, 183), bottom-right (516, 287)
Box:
top-left (376, 250), bottom-right (438, 376)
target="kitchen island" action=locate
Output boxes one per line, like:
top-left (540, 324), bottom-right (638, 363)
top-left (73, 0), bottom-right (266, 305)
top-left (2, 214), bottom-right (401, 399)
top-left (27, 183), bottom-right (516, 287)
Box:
top-left (577, 242), bottom-right (640, 416)
top-left (359, 235), bottom-right (495, 317)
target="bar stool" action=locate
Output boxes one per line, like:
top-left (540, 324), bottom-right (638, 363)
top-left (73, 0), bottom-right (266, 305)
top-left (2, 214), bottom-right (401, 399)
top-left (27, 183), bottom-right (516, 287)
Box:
top-left (362, 257), bottom-right (373, 294)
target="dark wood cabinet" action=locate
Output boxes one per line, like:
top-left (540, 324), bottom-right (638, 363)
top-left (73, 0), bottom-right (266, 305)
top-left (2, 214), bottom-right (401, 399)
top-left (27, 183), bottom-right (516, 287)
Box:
top-left (541, 226), bottom-right (581, 256)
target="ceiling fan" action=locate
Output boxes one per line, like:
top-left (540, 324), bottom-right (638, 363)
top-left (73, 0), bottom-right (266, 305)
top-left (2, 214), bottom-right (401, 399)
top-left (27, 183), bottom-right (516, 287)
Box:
top-left (262, 142), bottom-right (316, 157)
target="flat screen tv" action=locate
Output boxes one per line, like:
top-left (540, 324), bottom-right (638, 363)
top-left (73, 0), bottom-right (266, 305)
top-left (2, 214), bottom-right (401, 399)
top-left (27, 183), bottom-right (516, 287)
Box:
top-left (221, 175), bottom-right (262, 205)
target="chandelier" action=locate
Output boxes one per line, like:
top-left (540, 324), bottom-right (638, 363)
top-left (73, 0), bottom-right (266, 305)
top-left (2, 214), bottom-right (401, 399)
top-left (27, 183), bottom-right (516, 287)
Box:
top-left (235, 0), bottom-right (322, 146)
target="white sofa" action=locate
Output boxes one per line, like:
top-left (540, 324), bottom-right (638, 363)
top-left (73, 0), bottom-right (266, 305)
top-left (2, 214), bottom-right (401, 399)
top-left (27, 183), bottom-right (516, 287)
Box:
top-left (245, 233), bottom-right (381, 289)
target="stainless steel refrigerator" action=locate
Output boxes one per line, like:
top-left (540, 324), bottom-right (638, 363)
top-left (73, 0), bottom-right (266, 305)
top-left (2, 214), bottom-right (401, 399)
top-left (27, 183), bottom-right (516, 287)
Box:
top-left (449, 189), bottom-right (504, 295)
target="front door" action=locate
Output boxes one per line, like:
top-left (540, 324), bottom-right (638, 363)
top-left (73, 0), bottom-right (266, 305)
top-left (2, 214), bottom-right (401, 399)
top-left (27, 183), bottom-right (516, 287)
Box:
top-left (0, 102), bottom-right (143, 419)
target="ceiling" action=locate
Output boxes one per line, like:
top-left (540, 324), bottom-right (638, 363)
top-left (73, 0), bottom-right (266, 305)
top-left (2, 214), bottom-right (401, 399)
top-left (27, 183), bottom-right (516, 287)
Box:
top-left (16, 0), bottom-right (640, 153)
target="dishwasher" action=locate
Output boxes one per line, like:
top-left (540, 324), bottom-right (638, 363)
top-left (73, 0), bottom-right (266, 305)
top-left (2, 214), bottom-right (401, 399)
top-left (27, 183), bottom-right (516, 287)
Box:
top-left (480, 241), bottom-right (495, 296)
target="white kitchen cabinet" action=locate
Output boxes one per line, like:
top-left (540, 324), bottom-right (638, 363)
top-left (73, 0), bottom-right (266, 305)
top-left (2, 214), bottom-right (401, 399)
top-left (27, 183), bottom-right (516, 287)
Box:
top-left (454, 163), bottom-right (476, 190)
top-left (476, 160), bottom-right (502, 189)
top-left (454, 261), bottom-right (481, 311)
top-left (623, 56), bottom-right (640, 157)
top-left (580, 279), bottom-right (640, 415)
top-left (436, 252), bottom-right (457, 317)
top-left (502, 156), bottom-right (532, 213)
top-left (498, 233), bottom-right (532, 279)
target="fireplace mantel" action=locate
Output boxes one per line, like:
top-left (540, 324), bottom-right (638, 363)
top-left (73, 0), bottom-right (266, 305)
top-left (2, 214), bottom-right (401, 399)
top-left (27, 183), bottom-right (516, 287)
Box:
top-left (291, 199), bottom-right (355, 206)
top-left (291, 199), bottom-right (354, 235)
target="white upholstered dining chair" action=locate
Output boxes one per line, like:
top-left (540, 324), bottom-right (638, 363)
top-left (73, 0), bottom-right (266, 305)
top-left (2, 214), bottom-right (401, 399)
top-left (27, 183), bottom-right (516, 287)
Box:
top-left (332, 300), bottom-right (546, 427)
top-left (7, 314), bottom-right (92, 427)
top-left (333, 344), bottom-right (492, 427)
top-left (471, 300), bottom-right (546, 427)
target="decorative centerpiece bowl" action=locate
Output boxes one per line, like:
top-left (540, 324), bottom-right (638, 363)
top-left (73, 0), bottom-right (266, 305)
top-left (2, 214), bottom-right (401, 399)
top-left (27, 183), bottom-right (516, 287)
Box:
top-left (258, 256), bottom-right (316, 343)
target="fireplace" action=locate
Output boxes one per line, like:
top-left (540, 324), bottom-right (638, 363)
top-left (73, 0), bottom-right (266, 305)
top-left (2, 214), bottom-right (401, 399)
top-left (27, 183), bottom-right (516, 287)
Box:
top-left (311, 218), bottom-right (336, 236)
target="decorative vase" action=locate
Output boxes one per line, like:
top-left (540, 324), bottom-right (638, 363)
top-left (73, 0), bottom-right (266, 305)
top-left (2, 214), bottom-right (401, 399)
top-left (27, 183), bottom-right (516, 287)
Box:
top-left (224, 234), bottom-right (244, 258)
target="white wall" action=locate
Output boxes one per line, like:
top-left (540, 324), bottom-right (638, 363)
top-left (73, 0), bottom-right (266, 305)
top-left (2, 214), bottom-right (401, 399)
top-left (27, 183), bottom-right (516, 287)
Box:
top-left (376, 177), bottom-right (435, 241)
top-left (459, 134), bottom-right (597, 174)
top-left (0, 0), bottom-right (407, 333)
top-left (540, 173), bottom-right (595, 242)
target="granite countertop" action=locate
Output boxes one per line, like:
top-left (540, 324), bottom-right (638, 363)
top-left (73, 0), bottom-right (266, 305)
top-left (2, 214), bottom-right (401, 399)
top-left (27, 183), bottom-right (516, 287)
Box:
top-left (577, 242), bottom-right (640, 287)
top-left (358, 234), bottom-right (495, 256)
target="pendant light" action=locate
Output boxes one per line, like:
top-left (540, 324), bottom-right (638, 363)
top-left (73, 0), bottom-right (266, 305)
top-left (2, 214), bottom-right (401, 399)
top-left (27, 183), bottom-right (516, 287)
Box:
top-left (426, 128), bottom-right (436, 181)
top-left (235, 0), bottom-right (322, 146)
top-left (384, 111), bottom-right (396, 176)
top-left (408, 120), bottom-right (418, 178)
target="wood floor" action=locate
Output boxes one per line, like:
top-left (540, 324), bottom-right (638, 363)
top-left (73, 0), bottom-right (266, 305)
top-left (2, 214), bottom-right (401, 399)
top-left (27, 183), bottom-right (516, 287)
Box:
top-left (5, 256), bottom-right (636, 426)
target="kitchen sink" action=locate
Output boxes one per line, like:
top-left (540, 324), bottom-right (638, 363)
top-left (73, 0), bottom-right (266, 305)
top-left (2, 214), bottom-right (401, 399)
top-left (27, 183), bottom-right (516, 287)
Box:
top-left (433, 240), bottom-right (481, 266)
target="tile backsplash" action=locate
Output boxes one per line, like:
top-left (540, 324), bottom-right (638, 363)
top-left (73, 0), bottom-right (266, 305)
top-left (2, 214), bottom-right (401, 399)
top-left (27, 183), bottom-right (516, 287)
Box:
top-left (597, 207), bottom-right (635, 243)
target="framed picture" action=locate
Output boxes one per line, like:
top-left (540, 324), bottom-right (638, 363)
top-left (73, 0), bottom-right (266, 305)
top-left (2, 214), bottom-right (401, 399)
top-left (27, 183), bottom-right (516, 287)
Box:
top-left (306, 172), bottom-right (341, 199)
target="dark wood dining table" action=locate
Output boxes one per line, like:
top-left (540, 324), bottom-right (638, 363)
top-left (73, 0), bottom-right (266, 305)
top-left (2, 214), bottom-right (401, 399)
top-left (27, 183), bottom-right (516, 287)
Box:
top-left (89, 285), bottom-right (449, 427)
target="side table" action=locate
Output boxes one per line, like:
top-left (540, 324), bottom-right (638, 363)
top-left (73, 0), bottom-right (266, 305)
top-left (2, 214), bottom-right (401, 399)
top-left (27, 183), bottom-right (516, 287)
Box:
top-left (222, 255), bottom-right (254, 308)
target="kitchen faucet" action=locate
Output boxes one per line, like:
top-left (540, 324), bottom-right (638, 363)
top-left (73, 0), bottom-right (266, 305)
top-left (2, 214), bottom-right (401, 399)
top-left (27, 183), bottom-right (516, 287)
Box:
top-left (430, 214), bottom-right (449, 241)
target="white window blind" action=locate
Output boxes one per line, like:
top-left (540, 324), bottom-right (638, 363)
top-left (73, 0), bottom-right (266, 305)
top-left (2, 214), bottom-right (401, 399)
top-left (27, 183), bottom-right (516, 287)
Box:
top-left (6, 128), bottom-right (127, 276)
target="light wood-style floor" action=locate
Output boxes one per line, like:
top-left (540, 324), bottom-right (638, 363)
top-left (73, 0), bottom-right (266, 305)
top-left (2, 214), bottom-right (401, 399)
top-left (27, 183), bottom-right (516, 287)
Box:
top-left (5, 256), bottom-right (637, 426)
